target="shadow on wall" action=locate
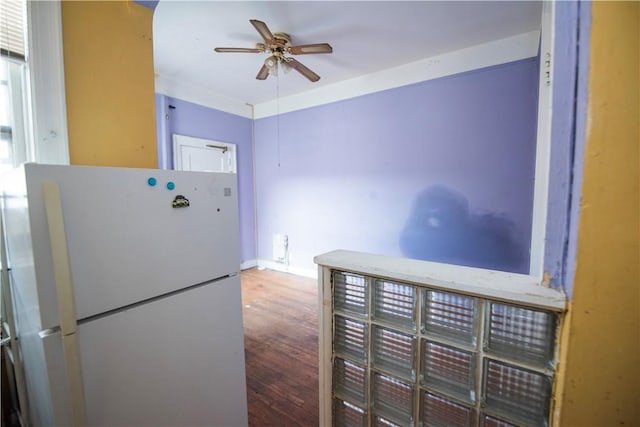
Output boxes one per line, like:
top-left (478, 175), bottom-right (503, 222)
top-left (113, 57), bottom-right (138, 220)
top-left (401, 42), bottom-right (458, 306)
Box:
top-left (400, 186), bottom-right (527, 273)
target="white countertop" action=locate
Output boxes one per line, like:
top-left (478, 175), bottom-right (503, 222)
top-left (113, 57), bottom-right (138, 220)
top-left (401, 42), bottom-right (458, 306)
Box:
top-left (314, 250), bottom-right (566, 311)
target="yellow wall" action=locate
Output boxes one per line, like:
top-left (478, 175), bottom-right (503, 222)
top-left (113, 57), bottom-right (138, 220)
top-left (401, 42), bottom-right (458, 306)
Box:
top-left (559, 2), bottom-right (639, 425)
top-left (61, 1), bottom-right (157, 168)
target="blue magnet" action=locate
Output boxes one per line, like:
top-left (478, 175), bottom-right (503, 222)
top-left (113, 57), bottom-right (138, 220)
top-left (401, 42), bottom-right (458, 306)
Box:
top-left (166, 181), bottom-right (175, 190)
top-left (147, 177), bottom-right (157, 186)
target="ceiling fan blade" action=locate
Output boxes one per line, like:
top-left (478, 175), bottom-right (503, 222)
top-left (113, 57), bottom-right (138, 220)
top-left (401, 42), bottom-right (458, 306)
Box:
top-left (288, 43), bottom-right (333, 55)
top-left (250, 19), bottom-right (274, 43)
top-left (285, 58), bottom-right (320, 82)
top-left (214, 47), bottom-right (263, 53)
top-left (256, 64), bottom-right (270, 80)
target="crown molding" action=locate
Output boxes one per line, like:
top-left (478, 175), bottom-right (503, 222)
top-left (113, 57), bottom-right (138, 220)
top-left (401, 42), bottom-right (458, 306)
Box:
top-left (156, 30), bottom-right (539, 120)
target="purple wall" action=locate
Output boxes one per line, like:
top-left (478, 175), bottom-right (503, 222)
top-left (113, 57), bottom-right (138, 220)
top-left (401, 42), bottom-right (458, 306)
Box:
top-left (254, 58), bottom-right (539, 274)
top-left (543, 1), bottom-right (591, 296)
top-left (133, 1), bottom-right (159, 12)
top-left (155, 94), bottom-right (256, 264)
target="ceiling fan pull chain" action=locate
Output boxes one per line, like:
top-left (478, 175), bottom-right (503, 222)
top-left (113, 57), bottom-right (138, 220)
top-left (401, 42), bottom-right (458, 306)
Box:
top-left (276, 71), bottom-right (281, 169)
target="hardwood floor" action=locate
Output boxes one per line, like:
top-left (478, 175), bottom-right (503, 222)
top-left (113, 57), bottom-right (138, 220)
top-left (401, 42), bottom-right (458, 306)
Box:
top-left (240, 268), bottom-right (319, 427)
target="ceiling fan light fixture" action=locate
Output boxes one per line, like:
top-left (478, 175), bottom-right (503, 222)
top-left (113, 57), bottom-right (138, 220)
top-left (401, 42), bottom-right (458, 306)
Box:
top-left (281, 60), bottom-right (292, 74)
top-left (264, 55), bottom-right (279, 70)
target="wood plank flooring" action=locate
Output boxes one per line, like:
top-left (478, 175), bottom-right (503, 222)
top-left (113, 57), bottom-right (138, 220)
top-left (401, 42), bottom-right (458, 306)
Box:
top-left (240, 268), bottom-right (319, 427)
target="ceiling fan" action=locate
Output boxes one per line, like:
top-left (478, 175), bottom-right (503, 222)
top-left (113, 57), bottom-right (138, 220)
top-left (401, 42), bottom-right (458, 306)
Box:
top-left (214, 19), bottom-right (333, 83)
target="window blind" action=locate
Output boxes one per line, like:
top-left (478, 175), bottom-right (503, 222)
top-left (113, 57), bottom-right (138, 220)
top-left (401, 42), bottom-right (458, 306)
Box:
top-left (1, 0), bottom-right (26, 60)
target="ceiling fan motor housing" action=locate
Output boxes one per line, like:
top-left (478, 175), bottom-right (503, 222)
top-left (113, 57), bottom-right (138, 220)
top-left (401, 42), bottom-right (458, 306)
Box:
top-left (272, 32), bottom-right (291, 44)
top-left (270, 32), bottom-right (291, 56)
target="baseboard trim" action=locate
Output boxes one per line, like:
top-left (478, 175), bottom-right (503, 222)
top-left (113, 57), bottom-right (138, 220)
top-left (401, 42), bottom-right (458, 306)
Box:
top-left (256, 259), bottom-right (318, 280)
top-left (241, 259), bottom-right (258, 270)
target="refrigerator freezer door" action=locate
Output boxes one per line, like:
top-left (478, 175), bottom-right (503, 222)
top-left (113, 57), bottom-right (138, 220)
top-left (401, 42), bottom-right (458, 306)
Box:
top-left (42, 275), bottom-right (248, 426)
top-left (22, 164), bottom-right (241, 329)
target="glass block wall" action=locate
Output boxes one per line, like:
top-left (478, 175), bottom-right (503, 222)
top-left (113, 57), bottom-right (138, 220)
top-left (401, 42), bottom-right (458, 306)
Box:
top-left (331, 270), bottom-right (559, 427)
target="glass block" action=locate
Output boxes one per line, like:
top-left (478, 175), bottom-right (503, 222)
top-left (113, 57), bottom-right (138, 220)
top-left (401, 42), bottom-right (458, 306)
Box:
top-left (486, 303), bottom-right (556, 366)
top-left (483, 359), bottom-right (551, 426)
top-left (334, 271), bottom-right (368, 317)
top-left (372, 373), bottom-right (414, 425)
top-left (480, 414), bottom-right (518, 427)
top-left (334, 399), bottom-right (366, 427)
top-left (372, 325), bottom-right (416, 380)
top-left (372, 279), bottom-right (417, 331)
top-left (335, 316), bottom-right (368, 362)
top-left (421, 340), bottom-right (476, 402)
top-left (373, 416), bottom-right (402, 427)
top-left (422, 290), bottom-right (477, 346)
top-left (421, 392), bottom-right (474, 427)
top-left (334, 358), bottom-right (367, 406)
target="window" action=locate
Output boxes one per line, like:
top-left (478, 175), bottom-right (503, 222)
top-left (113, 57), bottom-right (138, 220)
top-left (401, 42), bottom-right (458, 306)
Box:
top-left (0, 0), bottom-right (26, 60)
top-left (1, 0), bottom-right (69, 169)
top-left (1, 0), bottom-right (29, 174)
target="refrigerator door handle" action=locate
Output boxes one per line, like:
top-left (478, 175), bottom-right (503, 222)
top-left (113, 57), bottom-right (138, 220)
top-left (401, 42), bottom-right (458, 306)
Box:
top-left (43, 181), bottom-right (87, 426)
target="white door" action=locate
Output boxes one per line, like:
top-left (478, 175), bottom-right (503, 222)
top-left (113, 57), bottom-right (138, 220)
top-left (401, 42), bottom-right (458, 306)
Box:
top-left (173, 134), bottom-right (237, 173)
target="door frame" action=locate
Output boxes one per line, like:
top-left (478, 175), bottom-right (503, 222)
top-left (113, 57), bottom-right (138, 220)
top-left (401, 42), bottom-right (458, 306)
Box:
top-left (172, 134), bottom-right (237, 173)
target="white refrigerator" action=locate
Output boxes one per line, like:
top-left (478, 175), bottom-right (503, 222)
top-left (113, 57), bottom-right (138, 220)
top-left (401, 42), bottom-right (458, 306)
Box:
top-left (0, 164), bottom-right (248, 426)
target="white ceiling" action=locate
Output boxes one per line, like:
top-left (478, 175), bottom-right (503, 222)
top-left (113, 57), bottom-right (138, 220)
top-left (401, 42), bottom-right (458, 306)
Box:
top-left (153, 1), bottom-right (542, 107)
